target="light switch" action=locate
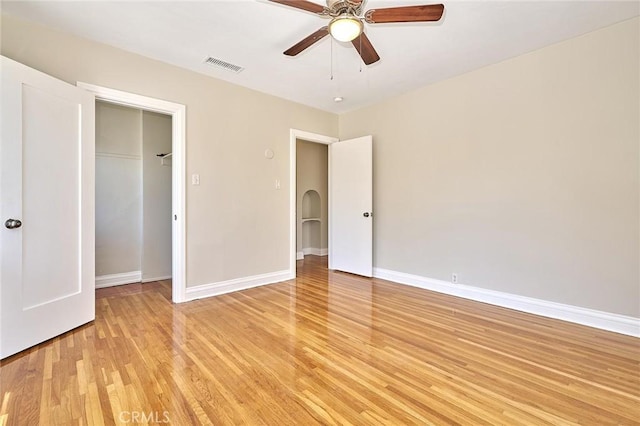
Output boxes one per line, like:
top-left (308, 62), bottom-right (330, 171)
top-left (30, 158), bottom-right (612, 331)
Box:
top-left (275, 179), bottom-right (281, 190)
top-left (192, 174), bottom-right (200, 185)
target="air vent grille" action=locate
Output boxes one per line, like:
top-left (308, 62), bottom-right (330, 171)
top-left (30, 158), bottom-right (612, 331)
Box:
top-left (203, 56), bottom-right (244, 73)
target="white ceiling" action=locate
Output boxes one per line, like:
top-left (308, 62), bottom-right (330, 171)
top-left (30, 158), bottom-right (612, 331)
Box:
top-left (3, 1), bottom-right (638, 114)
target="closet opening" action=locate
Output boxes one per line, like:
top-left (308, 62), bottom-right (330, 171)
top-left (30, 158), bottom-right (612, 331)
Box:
top-left (94, 101), bottom-right (173, 292)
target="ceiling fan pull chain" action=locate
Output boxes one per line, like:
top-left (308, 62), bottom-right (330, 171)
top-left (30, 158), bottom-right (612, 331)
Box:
top-left (359, 32), bottom-right (363, 73)
top-left (330, 36), bottom-right (334, 80)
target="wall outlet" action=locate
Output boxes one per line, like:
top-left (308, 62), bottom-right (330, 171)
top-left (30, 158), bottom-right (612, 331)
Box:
top-left (451, 273), bottom-right (458, 284)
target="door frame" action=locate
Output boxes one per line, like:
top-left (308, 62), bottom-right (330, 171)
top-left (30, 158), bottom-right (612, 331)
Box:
top-left (289, 129), bottom-right (339, 278)
top-left (78, 83), bottom-right (187, 303)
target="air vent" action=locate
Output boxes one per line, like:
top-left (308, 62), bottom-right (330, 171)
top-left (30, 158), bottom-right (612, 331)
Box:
top-left (203, 56), bottom-right (244, 73)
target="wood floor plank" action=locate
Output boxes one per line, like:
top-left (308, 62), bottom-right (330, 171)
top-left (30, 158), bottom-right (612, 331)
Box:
top-left (1, 255), bottom-right (638, 425)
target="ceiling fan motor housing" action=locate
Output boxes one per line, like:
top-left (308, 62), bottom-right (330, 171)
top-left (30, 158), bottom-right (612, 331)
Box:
top-left (327, 0), bottom-right (363, 16)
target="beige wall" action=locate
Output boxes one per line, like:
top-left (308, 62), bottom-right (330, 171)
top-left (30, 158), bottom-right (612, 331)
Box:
top-left (1, 14), bottom-right (338, 288)
top-left (339, 17), bottom-right (639, 317)
top-left (296, 140), bottom-right (328, 254)
top-left (142, 111), bottom-right (172, 281)
top-left (95, 101), bottom-right (142, 276)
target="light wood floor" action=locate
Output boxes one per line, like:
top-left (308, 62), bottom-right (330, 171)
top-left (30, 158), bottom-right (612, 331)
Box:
top-left (1, 256), bottom-right (638, 425)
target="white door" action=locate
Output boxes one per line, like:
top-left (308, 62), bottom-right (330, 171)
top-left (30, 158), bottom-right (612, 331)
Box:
top-left (329, 135), bottom-right (373, 277)
top-left (1, 56), bottom-right (95, 359)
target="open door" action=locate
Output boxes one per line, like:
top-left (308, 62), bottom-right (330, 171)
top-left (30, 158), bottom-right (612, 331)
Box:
top-left (1, 56), bottom-right (95, 359)
top-left (329, 135), bottom-right (373, 277)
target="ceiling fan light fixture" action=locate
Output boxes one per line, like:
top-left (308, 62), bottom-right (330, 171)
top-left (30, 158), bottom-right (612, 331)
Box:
top-left (328, 14), bottom-right (363, 42)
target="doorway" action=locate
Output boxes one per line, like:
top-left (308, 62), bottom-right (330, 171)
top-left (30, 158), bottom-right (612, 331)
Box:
top-left (78, 83), bottom-right (187, 302)
top-left (296, 140), bottom-right (328, 262)
top-left (289, 130), bottom-right (374, 279)
top-left (94, 101), bottom-right (172, 288)
top-left (289, 129), bottom-right (338, 277)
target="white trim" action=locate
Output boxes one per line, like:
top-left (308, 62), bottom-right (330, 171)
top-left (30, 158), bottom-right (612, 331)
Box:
top-left (78, 83), bottom-right (187, 303)
top-left (373, 268), bottom-right (640, 338)
top-left (96, 271), bottom-right (141, 288)
top-left (297, 251), bottom-right (304, 260)
top-left (141, 275), bottom-right (172, 283)
top-left (302, 247), bottom-right (328, 256)
top-left (185, 270), bottom-right (290, 301)
top-left (289, 129), bottom-right (338, 279)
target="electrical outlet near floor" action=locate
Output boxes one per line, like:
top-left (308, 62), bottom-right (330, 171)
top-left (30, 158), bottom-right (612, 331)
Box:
top-left (451, 273), bottom-right (458, 284)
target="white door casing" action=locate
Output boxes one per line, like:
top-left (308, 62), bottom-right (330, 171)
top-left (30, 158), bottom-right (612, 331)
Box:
top-left (1, 56), bottom-right (95, 359)
top-left (77, 83), bottom-right (187, 303)
top-left (329, 135), bottom-right (373, 277)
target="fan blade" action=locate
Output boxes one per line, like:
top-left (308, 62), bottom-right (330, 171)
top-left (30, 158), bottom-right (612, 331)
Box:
top-left (268, 0), bottom-right (326, 14)
top-left (284, 27), bottom-right (329, 56)
top-left (365, 4), bottom-right (444, 24)
top-left (351, 32), bottom-right (380, 65)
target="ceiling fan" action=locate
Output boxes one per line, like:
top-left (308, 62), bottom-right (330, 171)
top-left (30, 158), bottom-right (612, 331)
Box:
top-left (268, 0), bottom-right (445, 65)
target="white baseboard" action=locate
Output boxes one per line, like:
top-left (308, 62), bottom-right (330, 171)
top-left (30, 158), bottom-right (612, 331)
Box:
top-left (141, 275), bottom-right (172, 283)
top-left (297, 251), bottom-right (304, 260)
top-left (373, 268), bottom-right (639, 338)
top-left (185, 270), bottom-right (290, 302)
top-left (302, 247), bottom-right (328, 256)
top-left (95, 271), bottom-right (141, 288)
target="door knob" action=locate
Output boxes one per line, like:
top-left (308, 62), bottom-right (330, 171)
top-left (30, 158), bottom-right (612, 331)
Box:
top-left (4, 219), bottom-right (22, 229)
top-left (363, 212), bottom-right (370, 218)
